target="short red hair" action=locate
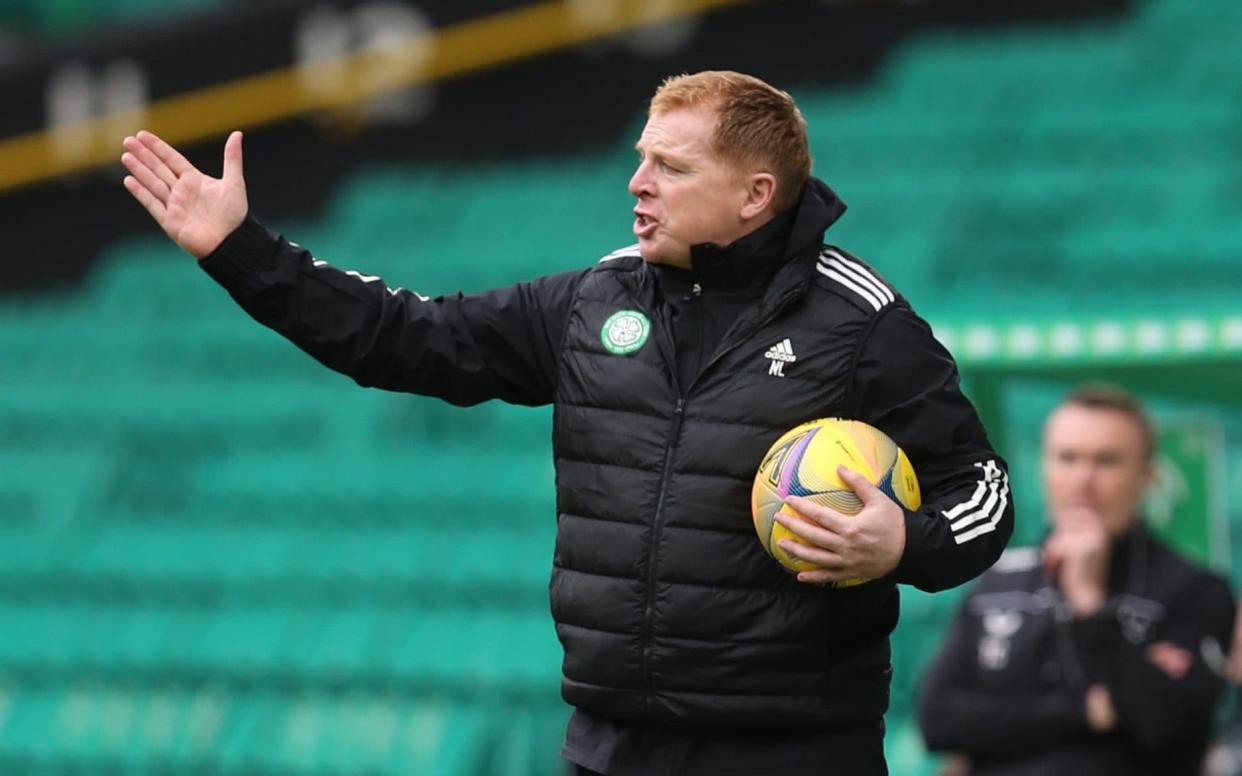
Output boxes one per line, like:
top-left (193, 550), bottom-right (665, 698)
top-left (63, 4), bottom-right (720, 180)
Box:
top-left (650, 71), bottom-right (812, 210)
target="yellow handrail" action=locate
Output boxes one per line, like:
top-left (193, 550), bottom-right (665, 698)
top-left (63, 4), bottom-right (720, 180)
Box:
top-left (0, 0), bottom-right (753, 194)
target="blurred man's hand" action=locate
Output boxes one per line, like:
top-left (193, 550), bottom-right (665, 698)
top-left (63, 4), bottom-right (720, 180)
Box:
top-left (1086, 684), bottom-right (1118, 731)
top-left (1044, 507), bottom-right (1111, 616)
top-left (121, 130), bottom-right (248, 259)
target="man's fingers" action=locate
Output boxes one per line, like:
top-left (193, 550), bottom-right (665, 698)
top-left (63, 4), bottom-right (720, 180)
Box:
top-left (838, 466), bottom-right (884, 504)
top-left (123, 175), bottom-right (167, 222)
top-left (776, 511), bottom-right (845, 553)
top-left (1147, 641), bottom-right (1193, 680)
top-left (124, 135), bottom-right (176, 187)
top-left (776, 537), bottom-right (844, 570)
top-left (121, 152), bottom-right (171, 203)
top-left (222, 131), bottom-right (244, 182)
top-left (796, 568), bottom-right (854, 586)
top-left (785, 495), bottom-right (848, 533)
top-left (138, 130), bottom-right (194, 177)
top-left (124, 136), bottom-right (178, 190)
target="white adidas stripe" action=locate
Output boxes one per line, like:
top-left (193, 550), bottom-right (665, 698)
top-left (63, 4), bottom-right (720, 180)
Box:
top-left (954, 485), bottom-right (1009, 544)
top-left (943, 461), bottom-right (1004, 525)
top-left (599, 244), bottom-right (641, 263)
top-left (941, 461), bottom-right (1010, 545)
top-left (343, 269), bottom-right (416, 297)
top-left (824, 250), bottom-right (896, 304)
top-left (950, 479), bottom-right (1007, 532)
top-left (816, 263), bottom-right (884, 311)
top-left (944, 480), bottom-right (988, 520)
top-left (310, 257), bottom-right (427, 300)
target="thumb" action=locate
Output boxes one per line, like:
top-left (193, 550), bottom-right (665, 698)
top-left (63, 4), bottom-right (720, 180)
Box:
top-left (838, 465), bottom-right (883, 504)
top-left (223, 130), bottom-right (244, 181)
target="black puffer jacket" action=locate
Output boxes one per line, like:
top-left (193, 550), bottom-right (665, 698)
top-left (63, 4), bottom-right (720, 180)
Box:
top-left (200, 178), bottom-right (1013, 730)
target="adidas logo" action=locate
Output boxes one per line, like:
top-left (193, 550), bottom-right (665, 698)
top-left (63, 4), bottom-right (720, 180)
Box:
top-left (764, 338), bottom-right (796, 377)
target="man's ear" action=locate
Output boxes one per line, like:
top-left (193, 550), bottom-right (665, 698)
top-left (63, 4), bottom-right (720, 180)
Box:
top-left (740, 172), bottom-right (777, 220)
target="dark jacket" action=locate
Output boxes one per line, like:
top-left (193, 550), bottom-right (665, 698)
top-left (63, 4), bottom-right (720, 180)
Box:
top-left (919, 523), bottom-right (1236, 775)
top-left (200, 178), bottom-right (1014, 731)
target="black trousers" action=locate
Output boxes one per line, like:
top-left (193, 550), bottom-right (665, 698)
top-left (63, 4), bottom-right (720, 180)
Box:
top-left (564, 715), bottom-right (886, 776)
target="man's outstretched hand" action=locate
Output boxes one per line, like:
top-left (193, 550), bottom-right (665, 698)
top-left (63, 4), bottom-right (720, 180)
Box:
top-left (121, 130), bottom-right (248, 259)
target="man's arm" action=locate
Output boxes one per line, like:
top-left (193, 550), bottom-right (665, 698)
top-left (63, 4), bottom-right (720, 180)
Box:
top-left (201, 214), bottom-right (582, 406)
top-left (919, 590), bottom-right (1093, 756)
top-left (121, 130), bottom-right (580, 406)
top-left (1077, 576), bottom-right (1236, 749)
top-left (852, 304), bottom-right (1015, 592)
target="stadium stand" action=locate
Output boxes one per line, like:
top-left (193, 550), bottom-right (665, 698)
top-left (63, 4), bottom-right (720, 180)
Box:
top-left (0, 0), bottom-right (227, 38)
top-left (1, 0), bottom-right (1240, 772)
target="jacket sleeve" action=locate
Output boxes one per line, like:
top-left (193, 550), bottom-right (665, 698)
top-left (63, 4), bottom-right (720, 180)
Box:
top-left (848, 303), bottom-right (1014, 591)
top-left (1075, 574), bottom-right (1235, 750)
top-left (918, 586), bottom-right (1093, 756)
top-left (198, 213), bottom-right (587, 407)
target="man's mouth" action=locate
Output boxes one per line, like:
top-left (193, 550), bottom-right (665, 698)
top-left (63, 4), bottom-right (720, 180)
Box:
top-left (633, 213), bottom-right (658, 239)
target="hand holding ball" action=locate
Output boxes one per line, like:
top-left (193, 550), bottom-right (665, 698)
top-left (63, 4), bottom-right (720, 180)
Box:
top-left (751, 418), bottom-right (921, 586)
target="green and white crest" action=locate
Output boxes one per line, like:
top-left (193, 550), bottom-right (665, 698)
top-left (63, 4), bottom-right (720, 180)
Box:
top-left (601, 310), bottom-right (651, 355)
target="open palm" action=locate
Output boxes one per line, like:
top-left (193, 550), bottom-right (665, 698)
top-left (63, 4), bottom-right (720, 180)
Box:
top-left (121, 130), bottom-right (248, 259)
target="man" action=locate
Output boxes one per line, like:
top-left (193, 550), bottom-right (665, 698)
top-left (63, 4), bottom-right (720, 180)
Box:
top-left (121, 71), bottom-right (1013, 775)
top-left (919, 385), bottom-right (1235, 775)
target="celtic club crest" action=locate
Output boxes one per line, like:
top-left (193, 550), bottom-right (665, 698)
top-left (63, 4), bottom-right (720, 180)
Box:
top-left (601, 310), bottom-right (651, 355)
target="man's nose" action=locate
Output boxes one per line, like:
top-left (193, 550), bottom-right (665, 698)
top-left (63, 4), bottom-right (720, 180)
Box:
top-left (629, 162), bottom-right (651, 198)
top-left (1072, 464), bottom-right (1097, 491)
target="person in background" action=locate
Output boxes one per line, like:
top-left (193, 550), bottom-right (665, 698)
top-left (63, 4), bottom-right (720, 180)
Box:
top-left (919, 384), bottom-right (1235, 776)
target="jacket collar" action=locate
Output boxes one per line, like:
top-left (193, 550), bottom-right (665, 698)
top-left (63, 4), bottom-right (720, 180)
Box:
top-left (755, 177), bottom-right (848, 312)
top-left (679, 205), bottom-right (796, 292)
top-left (785, 176), bottom-right (848, 263)
top-left (641, 176), bottom-right (847, 300)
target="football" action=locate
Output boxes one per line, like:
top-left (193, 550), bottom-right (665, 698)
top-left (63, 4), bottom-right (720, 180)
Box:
top-left (751, 418), bottom-right (921, 585)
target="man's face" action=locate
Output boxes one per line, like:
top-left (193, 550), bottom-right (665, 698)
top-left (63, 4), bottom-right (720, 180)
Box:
top-left (1042, 403), bottom-right (1154, 536)
top-left (628, 106), bottom-right (754, 267)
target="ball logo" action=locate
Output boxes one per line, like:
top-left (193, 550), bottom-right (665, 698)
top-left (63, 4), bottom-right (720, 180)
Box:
top-left (601, 310), bottom-right (651, 355)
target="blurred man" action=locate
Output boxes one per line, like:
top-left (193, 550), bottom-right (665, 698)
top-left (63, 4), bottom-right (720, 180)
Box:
top-left (121, 71), bottom-right (1013, 775)
top-left (919, 385), bottom-right (1234, 776)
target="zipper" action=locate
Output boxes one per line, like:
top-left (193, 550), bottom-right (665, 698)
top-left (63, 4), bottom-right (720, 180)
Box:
top-left (640, 396), bottom-right (685, 713)
top-left (685, 283), bottom-right (803, 394)
top-left (1052, 595), bottom-right (1091, 689)
top-left (626, 266), bottom-right (796, 707)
